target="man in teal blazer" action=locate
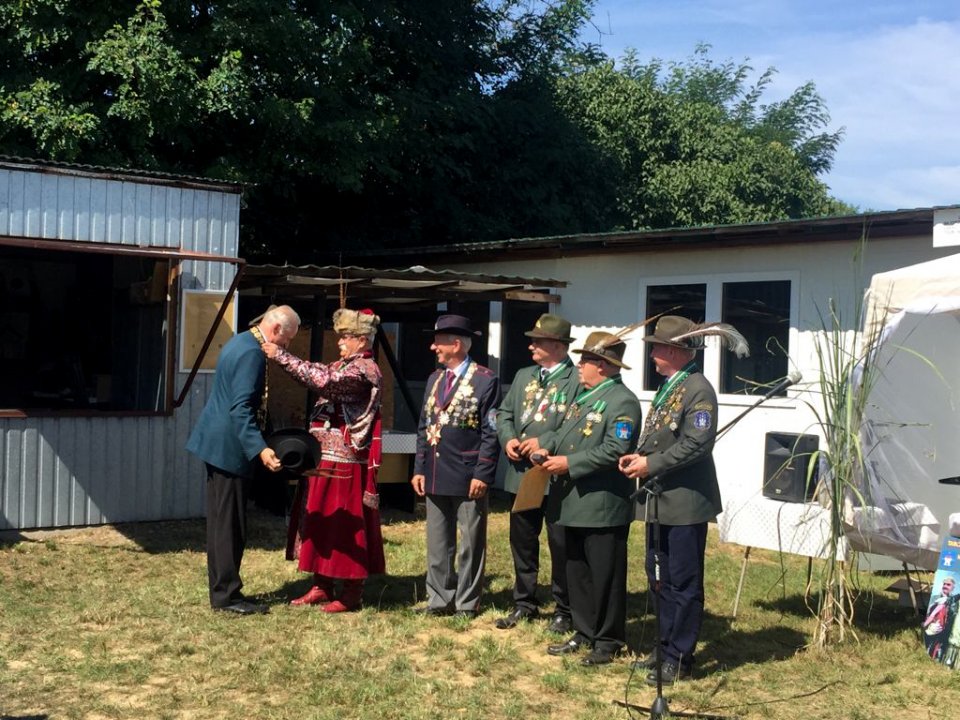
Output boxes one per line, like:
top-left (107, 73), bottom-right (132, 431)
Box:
top-left (495, 314), bottom-right (580, 633)
top-left (536, 331), bottom-right (641, 666)
top-left (186, 304), bottom-right (300, 615)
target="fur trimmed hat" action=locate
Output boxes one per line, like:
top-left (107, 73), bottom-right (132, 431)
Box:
top-left (333, 308), bottom-right (380, 336)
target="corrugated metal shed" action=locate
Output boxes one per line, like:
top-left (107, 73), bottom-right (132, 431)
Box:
top-left (0, 158), bottom-right (242, 530)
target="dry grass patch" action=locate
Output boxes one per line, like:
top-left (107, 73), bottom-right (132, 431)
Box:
top-left (0, 495), bottom-right (956, 720)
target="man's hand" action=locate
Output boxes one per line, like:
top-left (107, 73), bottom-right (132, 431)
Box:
top-left (619, 453), bottom-right (649, 479)
top-left (504, 438), bottom-right (523, 462)
top-left (261, 342), bottom-right (280, 359)
top-left (411, 474), bottom-right (426, 497)
top-left (517, 437), bottom-right (541, 456)
top-left (540, 455), bottom-right (569, 475)
top-left (259, 447), bottom-right (282, 472)
top-left (468, 478), bottom-right (488, 500)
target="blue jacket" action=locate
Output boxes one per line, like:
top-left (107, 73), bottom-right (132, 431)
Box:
top-left (414, 360), bottom-right (501, 496)
top-left (186, 331), bottom-right (267, 478)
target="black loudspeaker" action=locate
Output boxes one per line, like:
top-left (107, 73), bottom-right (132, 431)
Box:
top-left (762, 432), bottom-right (819, 502)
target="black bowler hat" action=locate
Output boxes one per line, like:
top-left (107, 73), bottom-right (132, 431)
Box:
top-left (425, 314), bottom-right (481, 337)
top-left (267, 428), bottom-right (321, 474)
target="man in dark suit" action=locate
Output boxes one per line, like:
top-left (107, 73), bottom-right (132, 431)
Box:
top-left (535, 331), bottom-right (641, 666)
top-left (186, 304), bottom-right (300, 615)
top-left (495, 313), bottom-right (579, 633)
top-left (619, 315), bottom-right (724, 684)
top-left (411, 315), bottom-right (501, 619)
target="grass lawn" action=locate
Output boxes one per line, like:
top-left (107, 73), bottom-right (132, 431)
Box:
top-left (0, 492), bottom-right (953, 720)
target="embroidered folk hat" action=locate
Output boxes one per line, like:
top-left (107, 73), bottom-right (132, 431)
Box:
top-left (573, 331), bottom-right (631, 370)
top-left (524, 313), bottom-right (575, 344)
top-left (267, 428), bottom-right (322, 475)
top-left (426, 314), bottom-right (482, 337)
top-left (333, 307), bottom-right (380, 336)
top-left (641, 315), bottom-right (703, 350)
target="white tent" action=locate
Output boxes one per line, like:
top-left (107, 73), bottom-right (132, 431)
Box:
top-left (849, 253), bottom-right (960, 569)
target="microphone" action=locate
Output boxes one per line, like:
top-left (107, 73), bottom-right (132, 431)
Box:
top-left (759, 370), bottom-right (802, 400)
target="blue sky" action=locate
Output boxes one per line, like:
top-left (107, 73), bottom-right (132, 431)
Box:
top-left (581, 1), bottom-right (960, 211)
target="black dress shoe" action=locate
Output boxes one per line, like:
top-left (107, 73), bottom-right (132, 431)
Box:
top-left (646, 661), bottom-right (690, 686)
top-left (214, 600), bottom-right (269, 616)
top-left (631, 651), bottom-right (660, 670)
top-left (581, 648), bottom-right (619, 666)
top-left (547, 636), bottom-right (589, 656)
top-left (547, 614), bottom-right (572, 634)
top-left (495, 606), bottom-right (538, 629)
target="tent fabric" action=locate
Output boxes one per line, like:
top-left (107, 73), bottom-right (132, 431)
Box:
top-left (848, 253), bottom-right (960, 569)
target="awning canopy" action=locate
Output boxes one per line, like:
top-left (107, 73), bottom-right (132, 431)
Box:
top-left (239, 264), bottom-right (566, 307)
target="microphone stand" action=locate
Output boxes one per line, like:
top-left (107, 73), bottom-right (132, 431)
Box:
top-left (618, 478), bottom-right (737, 720)
top-left (645, 479), bottom-right (669, 720)
top-left (715, 375), bottom-right (798, 442)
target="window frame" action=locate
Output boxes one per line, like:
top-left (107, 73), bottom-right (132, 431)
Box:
top-left (638, 270), bottom-right (800, 406)
top-left (0, 235), bottom-right (243, 418)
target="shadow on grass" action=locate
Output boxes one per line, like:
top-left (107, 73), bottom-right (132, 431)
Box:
top-left (752, 590), bottom-right (919, 639)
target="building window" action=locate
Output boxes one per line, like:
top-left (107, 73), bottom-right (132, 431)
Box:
top-left (644, 283), bottom-right (706, 391)
top-left (0, 245), bottom-right (170, 413)
top-left (500, 300), bottom-right (548, 381)
top-left (642, 277), bottom-right (793, 397)
top-left (720, 280), bottom-right (791, 395)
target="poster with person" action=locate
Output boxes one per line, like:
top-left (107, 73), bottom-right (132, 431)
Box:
top-left (923, 533), bottom-right (960, 668)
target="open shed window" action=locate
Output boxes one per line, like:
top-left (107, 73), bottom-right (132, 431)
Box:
top-left (0, 245), bottom-right (170, 413)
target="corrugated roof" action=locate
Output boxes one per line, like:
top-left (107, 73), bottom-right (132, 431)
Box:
top-left (240, 264), bottom-right (566, 305)
top-left (352, 206), bottom-right (959, 260)
top-left (0, 155), bottom-right (244, 192)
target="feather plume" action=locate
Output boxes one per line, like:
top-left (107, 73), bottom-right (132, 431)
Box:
top-left (670, 322), bottom-right (750, 358)
top-left (586, 308), bottom-right (677, 352)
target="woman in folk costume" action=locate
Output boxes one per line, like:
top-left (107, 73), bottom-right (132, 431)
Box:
top-left (262, 308), bottom-right (386, 612)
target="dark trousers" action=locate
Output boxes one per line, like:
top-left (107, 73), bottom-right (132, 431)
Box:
top-left (646, 522), bottom-right (708, 669)
top-left (508, 497), bottom-right (569, 617)
top-left (206, 464), bottom-right (251, 608)
top-left (565, 524), bottom-right (629, 655)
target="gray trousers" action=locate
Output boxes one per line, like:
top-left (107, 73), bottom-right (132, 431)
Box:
top-left (425, 493), bottom-right (488, 611)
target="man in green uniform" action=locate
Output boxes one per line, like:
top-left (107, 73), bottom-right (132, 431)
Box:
top-left (620, 315), bottom-right (725, 685)
top-left (495, 314), bottom-right (579, 633)
top-left (536, 331), bottom-right (641, 666)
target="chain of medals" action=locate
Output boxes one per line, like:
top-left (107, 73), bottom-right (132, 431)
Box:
top-left (564, 376), bottom-right (618, 437)
top-left (637, 360), bottom-right (696, 444)
top-left (424, 361), bottom-right (478, 446)
top-left (520, 360), bottom-right (571, 424)
top-left (249, 326), bottom-right (269, 430)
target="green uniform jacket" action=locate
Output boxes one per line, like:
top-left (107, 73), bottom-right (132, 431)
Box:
top-left (540, 378), bottom-right (641, 528)
top-left (635, 370), bottom-right (722, 525)
top-left (496, 358), bottom-right (580, 495)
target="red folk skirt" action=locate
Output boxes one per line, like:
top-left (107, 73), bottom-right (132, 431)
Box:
top-left (286, 459), bottom-right (386, 579)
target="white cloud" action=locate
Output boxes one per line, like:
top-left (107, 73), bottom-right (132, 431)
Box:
top-left (585, 2), bottom-right (960, 209)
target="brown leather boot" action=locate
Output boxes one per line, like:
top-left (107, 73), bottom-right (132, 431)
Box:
top-left (323, 579), bottom-right (363, 613)
top-left (290, 575), bottom-right (334, 606)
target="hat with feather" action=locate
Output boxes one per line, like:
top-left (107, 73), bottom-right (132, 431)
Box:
top-left (643, 315), bottom-right (750, 357)
top-left (574, 331), bottom-right (630, 369)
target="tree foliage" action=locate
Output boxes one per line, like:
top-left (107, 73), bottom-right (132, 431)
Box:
top-left (0, 2), bottom-right (852, 259)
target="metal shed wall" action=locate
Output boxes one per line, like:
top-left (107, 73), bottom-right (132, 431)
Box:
top-left (0, 165), bottom-right (240, 530)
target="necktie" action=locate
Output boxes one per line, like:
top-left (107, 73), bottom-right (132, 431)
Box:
top-left (442, 370), bottom-right (456, 402)
top-left (540, 367), bottom-right (549, 383)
